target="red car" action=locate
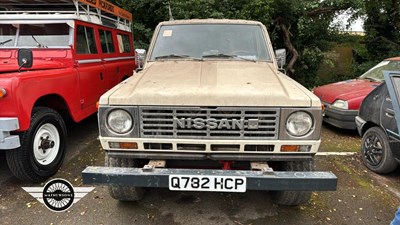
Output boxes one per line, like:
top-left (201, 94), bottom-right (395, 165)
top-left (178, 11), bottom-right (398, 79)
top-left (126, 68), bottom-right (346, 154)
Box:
top-left (313, 57), bottom-right (400, 129)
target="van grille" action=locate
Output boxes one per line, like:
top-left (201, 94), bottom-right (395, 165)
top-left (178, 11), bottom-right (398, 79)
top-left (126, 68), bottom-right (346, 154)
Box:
top-left (139, 107), bottom-right (279, 140)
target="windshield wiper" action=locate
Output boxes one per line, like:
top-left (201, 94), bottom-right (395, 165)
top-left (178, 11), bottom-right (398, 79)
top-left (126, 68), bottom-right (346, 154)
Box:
top-left (31, 35), bottom-right (47, 48)
top-left (363, 77), bottom-right (380, 82)
top-left (155, 54), bottom-right (202, 60)
top-left (202, 53), bottom-right (256, 62)
top-left (0, 39), bottom-right (12, 46)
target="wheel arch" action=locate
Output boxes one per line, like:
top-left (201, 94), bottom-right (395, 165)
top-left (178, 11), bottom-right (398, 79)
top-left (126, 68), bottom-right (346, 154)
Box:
top-left (33, 94), bottom-right (72, 123)
top-left (361, 121), bottom-right (380, 136)
top-left (122, 75), bottom-right (130, 81)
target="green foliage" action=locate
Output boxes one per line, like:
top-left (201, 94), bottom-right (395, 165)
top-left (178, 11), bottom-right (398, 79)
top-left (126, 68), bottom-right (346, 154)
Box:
top-left (295, 47), bottom-right (325, 88)
top-left (364, 0), bottom-right (400, 60)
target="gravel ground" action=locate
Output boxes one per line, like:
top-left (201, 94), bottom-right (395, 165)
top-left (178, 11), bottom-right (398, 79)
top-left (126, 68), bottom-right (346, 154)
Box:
top-left (0, 118), bottom-right (399, 225)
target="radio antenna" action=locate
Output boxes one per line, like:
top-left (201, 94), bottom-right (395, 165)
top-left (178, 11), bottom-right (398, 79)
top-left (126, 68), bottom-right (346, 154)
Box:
top-left (168, 2), bottom-right (174, 21)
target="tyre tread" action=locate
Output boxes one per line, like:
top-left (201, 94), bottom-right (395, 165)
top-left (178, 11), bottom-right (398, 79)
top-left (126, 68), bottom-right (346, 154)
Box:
top-left (106, 154), bottom-right (144, 201)
top-left (271, 161), bottom-right (313, 206)
top-left (6, 107), bottom-right (66, 182)
top-left (361, 127), bottom-right (398, 174)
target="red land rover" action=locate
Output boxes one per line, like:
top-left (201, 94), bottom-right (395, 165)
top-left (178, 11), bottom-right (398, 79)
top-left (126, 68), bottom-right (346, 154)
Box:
top-left (0, 0), bottom-right (137, 182)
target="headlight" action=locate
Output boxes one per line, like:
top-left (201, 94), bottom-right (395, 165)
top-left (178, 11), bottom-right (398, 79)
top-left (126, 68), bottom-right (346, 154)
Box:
top-left (286, 111), bottom-right (313, 137)
top-left (332, 100), bottom-right (348, 109)
top-left (107, 109), bottom-right (133, 134)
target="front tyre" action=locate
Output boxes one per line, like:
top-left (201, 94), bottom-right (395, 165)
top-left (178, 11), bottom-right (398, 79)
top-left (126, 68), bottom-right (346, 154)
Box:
top-left (106, 153), bottom-right (144, 201)
top-left (361, 127), bottom-right (397, 174)
top-left (6, 107), bottom-right (67, 182)
top-left (271, 161), bottom-right (313, 206)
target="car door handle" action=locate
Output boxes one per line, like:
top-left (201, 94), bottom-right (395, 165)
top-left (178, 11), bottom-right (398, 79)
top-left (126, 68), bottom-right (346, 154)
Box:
top-left (100, 72), bottom-right (103, 80)
top-left (385, 108), bottom-right (395, 118)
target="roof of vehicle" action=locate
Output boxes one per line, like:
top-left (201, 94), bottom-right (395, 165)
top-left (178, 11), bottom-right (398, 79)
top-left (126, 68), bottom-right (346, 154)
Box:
top-left (0, 0), bottom-right (132, 31)
top-left (386, 57), bottom-right (400, 61)
top-left (0, 0), bottom-right (131, 21)
top-left (158, 19), bottom-right (264, 26)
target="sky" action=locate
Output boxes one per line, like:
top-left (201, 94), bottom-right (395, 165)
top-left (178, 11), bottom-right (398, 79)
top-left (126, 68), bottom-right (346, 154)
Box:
top-left (333, 13), bottom-right (364, 32)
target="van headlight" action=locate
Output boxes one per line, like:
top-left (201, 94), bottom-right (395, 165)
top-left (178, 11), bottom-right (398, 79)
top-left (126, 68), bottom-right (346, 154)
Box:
top-left (286, 111), bottom-right (313, 137)
top-left (107, 109), bottom-right (133, 134)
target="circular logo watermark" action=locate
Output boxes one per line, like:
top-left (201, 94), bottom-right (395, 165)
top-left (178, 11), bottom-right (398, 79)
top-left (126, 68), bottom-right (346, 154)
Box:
top-left (42, 179), bottom-right (75, 212)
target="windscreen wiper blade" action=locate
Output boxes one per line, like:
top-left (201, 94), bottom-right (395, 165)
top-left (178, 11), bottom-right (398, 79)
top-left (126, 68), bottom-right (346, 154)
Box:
top-left (202, 53), bottom-right (235, 58)
top-left (202, 53), bottom-right (256, 62)
top-left (363, 77), bottom-right (380, 82)
top-left (0, 39), bottom-right (12, 46)
top-left (31, 35), bottom-right (47, 48)
top-left (155, 54), bottom-right (202, 60)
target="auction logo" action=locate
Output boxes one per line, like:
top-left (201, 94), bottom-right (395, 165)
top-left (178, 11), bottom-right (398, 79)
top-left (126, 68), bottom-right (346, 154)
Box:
top-left (23, 178), bottom-right (94, 212)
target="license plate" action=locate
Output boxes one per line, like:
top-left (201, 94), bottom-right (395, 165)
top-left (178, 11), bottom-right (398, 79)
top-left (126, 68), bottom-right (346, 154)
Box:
top-left (169, 175), bottom-right (246, 193)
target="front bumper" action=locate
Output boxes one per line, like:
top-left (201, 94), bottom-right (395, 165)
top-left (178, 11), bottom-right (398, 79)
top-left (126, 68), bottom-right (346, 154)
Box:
top-left (0, 118), bottom-right (20, 149)
top-left (82, 166), bottom-right (337, 191)
top-left (323, 107), bottom-right (358, 130)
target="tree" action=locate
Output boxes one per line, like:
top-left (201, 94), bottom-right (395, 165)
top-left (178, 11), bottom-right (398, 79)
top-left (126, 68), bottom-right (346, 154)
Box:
top-left (364, 0), bottom-right (400, 60)
top-left (269, 1), bottom-right (362, 77)
top-left (112, 0), bottom-right (363, 87)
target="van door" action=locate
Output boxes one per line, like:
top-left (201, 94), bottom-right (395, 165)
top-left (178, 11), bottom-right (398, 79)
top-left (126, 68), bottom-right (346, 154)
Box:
top-left (75, 23), bottom-right (105, 108)
top-left (116, 32), bottom-right (136, 79)
top-left (98, 28), bottom-right (120, 91)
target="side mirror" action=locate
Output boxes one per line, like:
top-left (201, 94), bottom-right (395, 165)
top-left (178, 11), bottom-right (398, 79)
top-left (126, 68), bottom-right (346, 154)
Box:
top-left (135, 49), bottom-right (146, 71)
top-left (18, 49), bottom-right (33, 69)
top-left (275, 48), bottom-right (286, 72)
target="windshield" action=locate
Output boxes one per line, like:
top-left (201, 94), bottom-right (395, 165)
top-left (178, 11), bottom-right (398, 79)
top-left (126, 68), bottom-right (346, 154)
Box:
top-left (0, 23), bottom-right (70, 48)
top-left (360, 60), bottom-right (400, 81)
top-left (0, 24), bottom-right (17, 47)
top-left (150, 24), bottom-right (271, 61)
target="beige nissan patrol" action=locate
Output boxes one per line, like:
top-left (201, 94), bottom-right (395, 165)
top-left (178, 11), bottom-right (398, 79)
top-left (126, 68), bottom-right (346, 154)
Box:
top-left (83, 19), bottom-right (337, 206)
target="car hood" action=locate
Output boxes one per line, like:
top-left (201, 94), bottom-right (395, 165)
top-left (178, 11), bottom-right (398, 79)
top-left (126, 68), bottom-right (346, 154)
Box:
top-left (0, 58), bottom-right (67, 74)
top-left (102, 61), bottom-right (320, 107)
top-left (313, 79), bottom-right (381, 104)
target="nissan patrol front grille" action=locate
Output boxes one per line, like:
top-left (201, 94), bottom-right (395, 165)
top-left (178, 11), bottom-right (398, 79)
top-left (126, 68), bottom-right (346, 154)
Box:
top-left (139, 107), bottom-right (279, 140)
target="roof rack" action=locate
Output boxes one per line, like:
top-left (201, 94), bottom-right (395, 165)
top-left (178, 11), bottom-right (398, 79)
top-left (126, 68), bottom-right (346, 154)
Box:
top-left (0, 0), bottom-right (132, 31)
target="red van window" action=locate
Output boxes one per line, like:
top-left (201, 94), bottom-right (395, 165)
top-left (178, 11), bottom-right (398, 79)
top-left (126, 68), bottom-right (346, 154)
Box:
top-left (99, 29), bottom-right (115, 53)
top-left (117, 34), bottom-right (131, 53)
top-left (76, 25), bottom-right (97, 54)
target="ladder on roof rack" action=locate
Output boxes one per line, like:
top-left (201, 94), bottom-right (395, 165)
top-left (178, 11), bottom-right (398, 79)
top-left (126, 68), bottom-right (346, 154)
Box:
top-left (0, 0), bottom-right (132, 31)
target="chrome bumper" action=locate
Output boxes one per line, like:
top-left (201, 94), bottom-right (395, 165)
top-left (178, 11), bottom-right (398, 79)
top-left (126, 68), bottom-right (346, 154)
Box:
top-left (0, 118), bottom-right (20, 149)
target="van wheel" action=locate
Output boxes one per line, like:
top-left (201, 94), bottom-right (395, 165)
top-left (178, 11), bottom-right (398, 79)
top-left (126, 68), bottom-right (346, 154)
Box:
top-left (6, 107), bottom-right (67, 182)
top-left (106, 153), bottom-right (144, 201)
top-left (271, 161), bottom-right (313, 206)
top-left (361, 127), bottom-right (397, 174)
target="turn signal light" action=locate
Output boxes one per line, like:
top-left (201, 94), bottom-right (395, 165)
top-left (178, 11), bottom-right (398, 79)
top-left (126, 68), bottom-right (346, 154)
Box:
top-left (281, 145), bottom-right (299, 152)
top-left (109, 142), bottom-right (138, 149)
top-left (281, 145), bottom-right (311, 152)
top-left (0, 88), bottom-right (6, 98)
top-left (120, 142), bottom-right (138, 149)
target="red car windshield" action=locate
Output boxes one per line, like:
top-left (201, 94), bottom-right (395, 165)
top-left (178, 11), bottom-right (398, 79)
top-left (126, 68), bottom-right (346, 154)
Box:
top-left (360, 60), bottom-right (400, 82)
